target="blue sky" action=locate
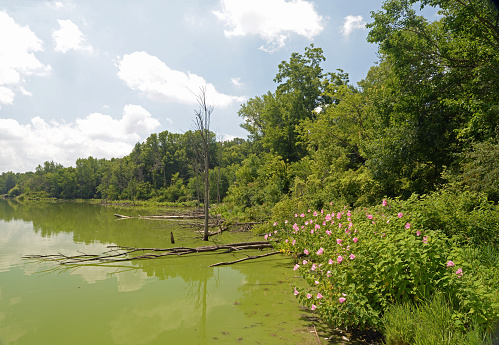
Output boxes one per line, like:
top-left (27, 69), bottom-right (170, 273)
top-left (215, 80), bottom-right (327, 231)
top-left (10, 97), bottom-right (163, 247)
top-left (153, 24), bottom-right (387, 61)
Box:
top-left (0, 0), bottom-right (387, 173)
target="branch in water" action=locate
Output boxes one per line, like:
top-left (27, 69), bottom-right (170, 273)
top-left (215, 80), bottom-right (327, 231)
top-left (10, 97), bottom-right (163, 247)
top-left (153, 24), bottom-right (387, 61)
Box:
top-left (23, 241), bottom-right (276, 266)
top-left (209, 251), bottom-right (281, 267)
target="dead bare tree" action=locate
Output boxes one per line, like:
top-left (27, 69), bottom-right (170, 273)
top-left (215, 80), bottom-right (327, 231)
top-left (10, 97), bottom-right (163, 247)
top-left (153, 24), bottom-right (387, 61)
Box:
top-left (193, 87), bottom-right (213, 241)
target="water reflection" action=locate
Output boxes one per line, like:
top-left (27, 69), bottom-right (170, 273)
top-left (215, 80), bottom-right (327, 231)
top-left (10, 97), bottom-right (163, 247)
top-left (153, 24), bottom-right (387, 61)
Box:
top-left (0, 199), bottom-right (322, 345)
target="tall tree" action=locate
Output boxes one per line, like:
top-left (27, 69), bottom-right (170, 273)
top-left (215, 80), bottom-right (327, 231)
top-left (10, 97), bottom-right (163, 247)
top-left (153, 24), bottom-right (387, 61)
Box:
top-left (362, 0), bottom-right (499, 197)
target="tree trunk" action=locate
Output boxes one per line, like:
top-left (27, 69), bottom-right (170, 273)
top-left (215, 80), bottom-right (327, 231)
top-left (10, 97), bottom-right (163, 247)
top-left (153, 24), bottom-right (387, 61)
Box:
top-left (203, 137), bottom-right (209, 241)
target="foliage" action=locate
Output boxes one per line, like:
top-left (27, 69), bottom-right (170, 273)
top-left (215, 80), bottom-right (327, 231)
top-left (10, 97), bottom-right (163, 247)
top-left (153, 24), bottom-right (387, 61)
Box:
top-left (397, 190), bottom-right (499, 247)
top-left (266, 196), bottom-right (499, 333)
top-left (361, 0), bottom-right (499, 198)
top-left (447, 138), bottom-right (499, 202)
top-left (382, 294), bottom-right (493, 345)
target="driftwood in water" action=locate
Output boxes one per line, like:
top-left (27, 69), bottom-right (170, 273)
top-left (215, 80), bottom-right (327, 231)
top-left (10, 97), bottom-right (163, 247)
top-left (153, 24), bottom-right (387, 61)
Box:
top-left (209, 251), bottom-right (280, 267)
top-left (23, 241), bottom-right (276, 266)
top-left (114, 213), bottom-right (204, 220)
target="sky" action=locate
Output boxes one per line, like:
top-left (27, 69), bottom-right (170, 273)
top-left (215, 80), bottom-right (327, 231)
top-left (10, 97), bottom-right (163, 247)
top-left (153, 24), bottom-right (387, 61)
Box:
top-left (0, 0), bottom-right (388, 174)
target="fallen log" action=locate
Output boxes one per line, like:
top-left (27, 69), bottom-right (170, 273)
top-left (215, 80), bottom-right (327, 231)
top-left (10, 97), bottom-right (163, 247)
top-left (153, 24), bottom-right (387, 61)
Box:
top-left (23, 241), bottom-right (277, 266)
top-left (114, 213), bottom-right (204, 219)
top-left (209, 251), bottom-right (280, 267)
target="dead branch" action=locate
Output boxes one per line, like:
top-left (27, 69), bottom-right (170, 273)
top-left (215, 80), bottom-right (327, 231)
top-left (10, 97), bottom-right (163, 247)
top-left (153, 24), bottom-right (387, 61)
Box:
top-left (209, 251), bottom-right (280, 267)
top-left (114, 213), bottom-right (204, 220)
top-left (23, 241), bottom-right (276, 266)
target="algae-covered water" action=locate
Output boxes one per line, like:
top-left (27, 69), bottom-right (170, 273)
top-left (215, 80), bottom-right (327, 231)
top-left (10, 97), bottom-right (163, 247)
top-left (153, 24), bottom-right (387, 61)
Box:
top-left (0, 199), bottom-right (337, 345)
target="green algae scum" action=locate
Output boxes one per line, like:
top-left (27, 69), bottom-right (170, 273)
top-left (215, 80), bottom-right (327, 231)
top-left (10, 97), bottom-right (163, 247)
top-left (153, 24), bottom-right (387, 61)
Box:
top-left (0, 199), bottom-right (334, 345)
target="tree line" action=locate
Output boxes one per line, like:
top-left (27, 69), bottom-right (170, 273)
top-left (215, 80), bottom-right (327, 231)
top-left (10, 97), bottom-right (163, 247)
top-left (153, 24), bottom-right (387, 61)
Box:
top-left (2, 0), bottom-right (498, 217)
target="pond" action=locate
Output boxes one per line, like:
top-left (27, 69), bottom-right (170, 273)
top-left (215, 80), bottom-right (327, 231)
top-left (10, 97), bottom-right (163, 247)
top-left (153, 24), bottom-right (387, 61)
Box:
top-left (0, 199), bottom-right (341, 345)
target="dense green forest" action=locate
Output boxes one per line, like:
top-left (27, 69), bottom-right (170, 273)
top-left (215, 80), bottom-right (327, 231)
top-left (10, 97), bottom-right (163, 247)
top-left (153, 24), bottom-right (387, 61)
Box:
top-left (1, 0), bottom-right (498, 215)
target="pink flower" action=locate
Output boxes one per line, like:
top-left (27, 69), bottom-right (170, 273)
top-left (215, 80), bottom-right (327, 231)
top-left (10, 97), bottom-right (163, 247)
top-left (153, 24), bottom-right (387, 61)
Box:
top-left (339, 297), bottom-right (346, 303)
top-left (311, 304), bottom-right (317, 310)
top-left (349, 254), bottom-right (355, 260)
top-left (325, 215), bottom-right (332, 221)
top-left (353, 237), bottom-right (358, 243)
top-left (313, 211), bottom-right (318, 216)
top-left (456, 268), bottom-right (463, 276)
top-left (293, 264), bottom-right (300, 271)
top-left (316, 247), bottom-right (324, 255)
top-left (367, 214), bottom-right (373, 220)
top-left (405, 223), bottom-right (410, 229)
top-left (315, 224), bottom-right (320, 230)
top-left (304, 249), bottom-right (309, 255)
top-left (446, 260), bottom-right (455, 267)
top-left (337, 255), bottom-right (343, 263)
top-left (303, 260), bottom-right (308, 265)
top-left (337, 239), bottom-right (342, 245)
top-left (310, 229), bottom-right (314, 234)
top-left (416, 231), bottom-right (421, 236)
top-left (328, 259), bottom-right (334, 265)
top-left (317, 293), bottom-right (323, 299)
top-left (311, 264), bottom-right (317, 271)
top-left (337, 213), bottom-right (342, 220)
top-left (273, 222), bottom-right (277, 226)
top-left (347, 211), bottom-right (352, 217)
top-left (398, 212), bottom-right (403, 218)
top-left (315, 281), bottom-right (319, 285)
top-left (326, 230), bottom-right (332, 236)
top-left (292, 239), bottom-right (296, 245)
top-left (285, 220), bottom-right (288, 224)
top-left (300, 213), bottom-right (305, 218)
top-left (307, 293), bottom-right (312, 299)
top-left (382, 199), bottom-right (388, 206)
top-left (294, 289), bottom-right (299, 295)
top-left (423, 236), bottom-right (428, 244)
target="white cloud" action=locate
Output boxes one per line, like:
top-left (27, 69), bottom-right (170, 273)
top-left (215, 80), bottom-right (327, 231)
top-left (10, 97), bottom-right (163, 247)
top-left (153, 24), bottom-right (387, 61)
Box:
top-left (56, 1), bottom-right (73, 10)
top-left (117, 51), bottom-right (245, 107)
top-left (222, 134), bottom-right (237, 142)
top-left (341, 15), bottom-right (366, 38)
top-left (231, 77), bottom-right (243, 87)
top-left (53, 19), bottom-right (94, 54)
top-left (213, 0), bottom-right (324, 52)
top-left (0, 11), bottom-right (51, 108)
top-left (48, 0), bottom-right (74, 10)
top-left (0, 105), bottom-right (160, 173)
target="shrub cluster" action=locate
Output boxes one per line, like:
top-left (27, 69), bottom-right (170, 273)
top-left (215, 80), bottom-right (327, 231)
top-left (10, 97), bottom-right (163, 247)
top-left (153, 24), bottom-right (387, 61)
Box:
top-left (264, 195), bottom-right (499, 339)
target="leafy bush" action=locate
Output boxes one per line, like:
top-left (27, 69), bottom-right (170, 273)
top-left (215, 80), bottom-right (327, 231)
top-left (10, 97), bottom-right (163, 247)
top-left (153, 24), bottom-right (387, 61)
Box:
top-left (399, 190), bottom-right (499, 247)
top-left (8, 185), bottom-right (22, 197)
top-left (266, 198), bottom-right (499, 333)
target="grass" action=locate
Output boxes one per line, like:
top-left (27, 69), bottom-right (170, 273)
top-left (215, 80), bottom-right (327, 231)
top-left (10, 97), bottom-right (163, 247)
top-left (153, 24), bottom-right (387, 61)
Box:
top-left (382, 294), bottom-right (493, 345)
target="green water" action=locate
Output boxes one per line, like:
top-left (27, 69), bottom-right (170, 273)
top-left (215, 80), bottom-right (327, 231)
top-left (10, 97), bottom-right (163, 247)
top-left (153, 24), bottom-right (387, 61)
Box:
top-left (0, 199), bottom-right (330, 345)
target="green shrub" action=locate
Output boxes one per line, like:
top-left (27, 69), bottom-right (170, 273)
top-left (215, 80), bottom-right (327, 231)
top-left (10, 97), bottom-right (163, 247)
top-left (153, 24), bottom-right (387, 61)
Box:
top-left (267, 198), bottom-right (499, 332)
top-left (399, 190), bottom-right (499, 246)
